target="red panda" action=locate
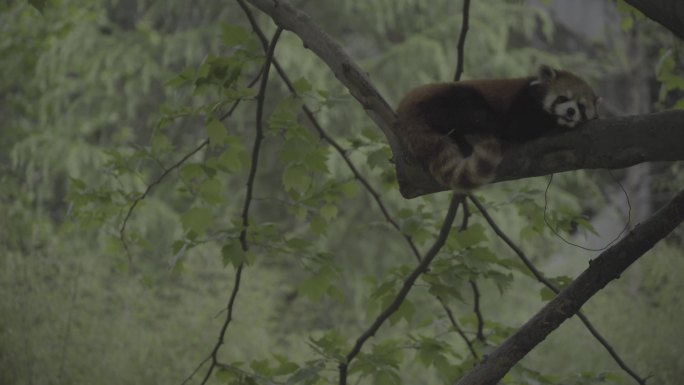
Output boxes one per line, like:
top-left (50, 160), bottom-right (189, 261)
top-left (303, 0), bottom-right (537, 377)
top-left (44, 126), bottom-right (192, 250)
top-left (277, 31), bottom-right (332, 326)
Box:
top-left (396, 65), bottom-right (599, 191)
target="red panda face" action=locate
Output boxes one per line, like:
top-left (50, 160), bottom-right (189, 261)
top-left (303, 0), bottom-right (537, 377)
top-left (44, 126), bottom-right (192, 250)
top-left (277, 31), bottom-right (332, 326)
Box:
top-left (536, 65), bottom-right (599, 128)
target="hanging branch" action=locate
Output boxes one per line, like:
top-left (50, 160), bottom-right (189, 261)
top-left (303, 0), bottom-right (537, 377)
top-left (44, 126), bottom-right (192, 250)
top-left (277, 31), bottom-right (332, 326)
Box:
top-left (456, 189), bottom-right (684, 385)
top-left (184, 27), bottom-right (284, 385)
top-left (450, 0), bottom-right (488, 348)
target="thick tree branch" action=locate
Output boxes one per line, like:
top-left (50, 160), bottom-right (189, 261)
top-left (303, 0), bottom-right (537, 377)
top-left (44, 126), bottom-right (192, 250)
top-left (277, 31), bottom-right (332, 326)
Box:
top-left (455, 188), bottom-right (684, 385)
top-left (625, 0), bottom-right (684, 41)
top-left (469, 195), bottom-right (647, 385)
top-left (400, 110), bottom-right (684, 198)
top-left (244, 0), bottom-right (399, 152)
top-left (245, 0), bottom-right (684, 199)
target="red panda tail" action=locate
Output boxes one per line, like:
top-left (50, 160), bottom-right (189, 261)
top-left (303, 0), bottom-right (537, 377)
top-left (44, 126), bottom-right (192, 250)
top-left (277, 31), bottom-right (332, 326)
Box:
top-left (399, 120), bottom-right (502, 191)
top-left (426, 136), bottom-right (502, 191)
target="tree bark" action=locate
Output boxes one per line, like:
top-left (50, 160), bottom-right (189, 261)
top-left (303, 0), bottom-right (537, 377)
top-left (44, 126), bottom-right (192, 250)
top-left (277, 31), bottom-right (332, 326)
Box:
top-left (455, 188), bottom-right (684, 385)
top-left (625, 0), bottom-right (684, 41)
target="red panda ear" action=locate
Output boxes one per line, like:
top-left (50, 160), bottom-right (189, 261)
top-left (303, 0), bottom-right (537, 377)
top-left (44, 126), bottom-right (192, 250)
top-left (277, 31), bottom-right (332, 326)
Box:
top-left (537, 65), bottom-right (557, 82)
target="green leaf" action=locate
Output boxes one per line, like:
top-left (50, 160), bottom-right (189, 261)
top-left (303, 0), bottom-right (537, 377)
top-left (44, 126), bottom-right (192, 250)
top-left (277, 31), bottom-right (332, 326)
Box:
top-left (372, 369), bottom-right (401, 385)
top-left (308, 330), bottom-right (347, 360)
top-left (339, 180), bottom-right (360, 198)
top-left (367, 146), bottom-right (392, 170)
top-left (166, 68), bottom-right (196, 89)
top-left (151, 131), bottom-right (173, 153)
top-left (309, 216), bottom-right (327, 236)
top-left (303, 147), bottom-right (329, 173)
top-left (299, 272), bottom-right (330, 301)
top-left (181, 207), bottom-right (213, 235)
top-left (221, 23), bottom-right (256, 50)
top-left (222, 241), bottom-right (245, 268)
top-left (215, 367), bottom-right (241, 383)
top-left (452, 223), bottom-right (488, 248)
top-left (280, 136), bottom-right (312, 163)
top-left (206, 119), bottom-right (228, 147)
top-left (216, 144), bottom-right (244, 173)
top-left (539, 287), bottom-right (556, 301)
top-left (416, 337), bottom-right (452, 370)
top-left (293, 77), bottom-right (313, 94)
top-left (198, 178), bottom-right (224, 204)
top-left (320, 203), bottom-right (338, 221)
top-left (272, 354), bottom-right (299, 376)
top-left (269, 97), bottom-right (304, 132)
top-left (285, 361), bottom-right (325, 385)
top-left (180, 163), bottom-right (206, 182)
top-left (283, 164), bottom-right (311, 192)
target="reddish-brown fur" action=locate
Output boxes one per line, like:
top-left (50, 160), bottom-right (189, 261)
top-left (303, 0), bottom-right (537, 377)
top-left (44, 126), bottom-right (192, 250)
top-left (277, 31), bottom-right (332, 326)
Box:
top-left (396, 66), bottom-right (598, 191)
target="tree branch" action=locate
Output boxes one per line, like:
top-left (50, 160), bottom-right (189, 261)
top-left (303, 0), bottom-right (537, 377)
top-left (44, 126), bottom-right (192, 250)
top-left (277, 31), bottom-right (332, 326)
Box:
top-left (245, 0), bottom-right (684, 199)
top-left (625, 0), bottom-right (684, 41)
top-left (243, 0), bottom-right (399, 152)
top-left (196, 27), bottom-right (284, 385)
top-left (455, 188), bottom-right (684, 385)
top-left (401, 110), bottom-right (684, 198)
top-left (469, 195), bottom-right (647, 385)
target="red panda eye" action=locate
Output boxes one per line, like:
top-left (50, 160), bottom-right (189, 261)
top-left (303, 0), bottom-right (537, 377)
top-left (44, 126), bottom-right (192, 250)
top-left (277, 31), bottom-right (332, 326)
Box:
top-left (556, 96), bottom-right (570, 103)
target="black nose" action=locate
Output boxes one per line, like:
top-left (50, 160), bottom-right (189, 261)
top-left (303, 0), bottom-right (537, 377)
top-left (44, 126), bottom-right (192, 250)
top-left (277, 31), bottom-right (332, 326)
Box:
top-left (566, 108), bottom-right (576, 117)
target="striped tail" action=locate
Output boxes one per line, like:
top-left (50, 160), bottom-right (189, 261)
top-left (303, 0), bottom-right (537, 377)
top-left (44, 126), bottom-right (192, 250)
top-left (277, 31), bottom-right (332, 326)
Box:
top-left (427, 136), bottom-right (502, 191)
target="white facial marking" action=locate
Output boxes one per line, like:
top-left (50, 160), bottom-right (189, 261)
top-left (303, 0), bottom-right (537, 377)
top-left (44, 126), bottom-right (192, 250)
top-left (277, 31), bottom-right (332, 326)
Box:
top-left (554, 100), bottom-right (580, 127)
top-left (543, 92), bottom-right (558, 113)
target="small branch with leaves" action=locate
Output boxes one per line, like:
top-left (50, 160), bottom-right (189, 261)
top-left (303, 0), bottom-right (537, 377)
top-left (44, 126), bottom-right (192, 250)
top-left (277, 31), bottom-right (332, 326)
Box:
top-left (469, 195), bottom-right (648, 385)
top-left (339, 193), bottom-right (464, 385)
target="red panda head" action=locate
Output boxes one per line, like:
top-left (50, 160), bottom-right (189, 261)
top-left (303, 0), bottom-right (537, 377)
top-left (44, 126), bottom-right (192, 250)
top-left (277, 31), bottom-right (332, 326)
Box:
top-left (533, 65), bottom-right (600, 128)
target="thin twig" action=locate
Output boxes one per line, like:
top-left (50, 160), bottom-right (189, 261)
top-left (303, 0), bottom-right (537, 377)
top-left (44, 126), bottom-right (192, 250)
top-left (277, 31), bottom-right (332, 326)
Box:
top-left (439, 296), bottom-right (478, 359)
top-left (120, 139), bottom-right (209, 250)
top-left (120, 56), bottom-right (264, 259)
top-left (454, 0), bottom-right (471, 82)
top-left (195, 27), bottom-right (284, 385)
top-left (451, 0), bottom-right (486, 349)
top-left (469, 280), bottom-right (485, 342)
top-left (339, 193), bottom-right (462, 385)
top-left (468, 194), bottom-right (648, 385)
